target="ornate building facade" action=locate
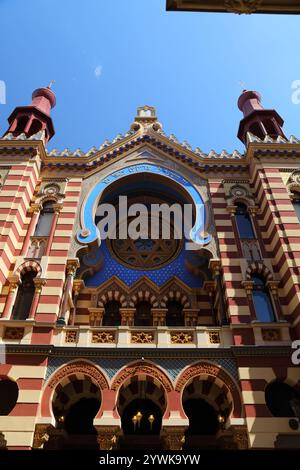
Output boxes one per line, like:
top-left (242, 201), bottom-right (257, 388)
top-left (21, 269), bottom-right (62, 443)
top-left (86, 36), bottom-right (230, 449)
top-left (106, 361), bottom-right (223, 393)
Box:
top-left (166, 0), bottom-right (300, 15)
top-left (0, 86), bottom-right (299, 450)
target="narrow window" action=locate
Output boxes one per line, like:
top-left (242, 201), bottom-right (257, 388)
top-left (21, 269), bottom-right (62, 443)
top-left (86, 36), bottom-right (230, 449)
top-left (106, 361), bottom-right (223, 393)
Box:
top-left (34, 201), bottom-right (55, 237)
top-left (103, 301), bottom-right (121, 326)
top-left (252, 274), bottom-right (275, 322)
top-left (166, 301), bottom-right (183, 326)
top-left (135, 301), bottom-right (152, 326)
top-left (235, 203), bottom-right (255, 239)
top-left (12, 271), bottom-right (37, 320)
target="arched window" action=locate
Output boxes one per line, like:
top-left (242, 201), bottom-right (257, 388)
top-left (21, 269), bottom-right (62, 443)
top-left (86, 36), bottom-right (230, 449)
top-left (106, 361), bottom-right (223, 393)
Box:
top-left (103, 301), bottom-right (121, 326)
top-left (265, 381), bottom-right (300, 417)
top-left (292, 192), bottom-right (300, 223)
top-left (252, 274), bottom-right (276, 322)
top-left (12, 271), bottom-right (37, 320)
top-left (34, 201), bottom-right (55, 237)
top-left (15, 115), bottom-right (29, 134)
top-left (235, 203), bottom-right (255, 239)
top-left (166, 301), bottom-right (183, 326)
top-left (135, 301), bottom-right (152, 326)
top-left (28, 119), bottom-right (42, 137)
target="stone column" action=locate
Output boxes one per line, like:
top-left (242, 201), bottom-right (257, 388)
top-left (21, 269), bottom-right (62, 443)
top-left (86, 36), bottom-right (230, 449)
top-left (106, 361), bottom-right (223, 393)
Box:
top-left (152, 308), bottom-right (167, 326)
top-left (44, 203), bottom-right (63, 257)
top-left (70, 279), bottom-right (85, 325)
top-left (209, 259), bottom-right (228, 325)
top-left (203, 280), bottom-right (216, 324)
top-left (89, 308), bottom-right (104, 327)
top-left (95, 426), bottom-right (120, 450)
top-left (120, 308), bottom-right (135, 326)
top-left (21, 203), bottom-right (41, 256)
top-left (267, 280), bottom-right (284, 320)
top-left (28, 279), bottom-right (46, 320)
top-left (183, 309), bottom-right (198, 326)
top-left (241, 280), bottom-right (255, 320)
top-left (161, 426), bottom-right (186, 450)
top-left (57, 259), bottom-right (79, 325)
top-left (1, 276), bottom-right (20, 319)
top-left (248, 205), bottom-right (266, 258)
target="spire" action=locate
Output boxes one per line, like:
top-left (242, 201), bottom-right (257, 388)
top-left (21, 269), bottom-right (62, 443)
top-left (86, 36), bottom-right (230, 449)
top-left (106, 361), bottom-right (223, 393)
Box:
top-left (237, 89), bottom-right (286, 144)
top-left (3, 85), bottom-right (56, 144)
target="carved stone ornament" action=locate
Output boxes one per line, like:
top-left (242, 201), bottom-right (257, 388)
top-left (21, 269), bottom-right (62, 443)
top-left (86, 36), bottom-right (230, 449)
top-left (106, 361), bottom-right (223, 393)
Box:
top-left (95, 426), bottom-right (120, 450)
top-left (3, 327), bottom-right (24, 340)
top-left (224, 0), bottom-right (262, 14)
top-left (65, 330), bottom-right (78, 343)
top-left (92, 331), bottom-right (115, 343)
top-left (261, 328), bottom-right (281, 341)
top-left (0, 432), bottom-right (7, 449)
top-left (170, 332), bottom-right (193, 344)
top-left (162, 426), bottom-right (186, 451)
top-left (209, 331), bottom-right (221, 344)
top-left (131, 331), bottom-right (154, 344)
top-left (111, 363), bottom-right (173, 392)
top-left (48, 361), bottom-right (109, 390)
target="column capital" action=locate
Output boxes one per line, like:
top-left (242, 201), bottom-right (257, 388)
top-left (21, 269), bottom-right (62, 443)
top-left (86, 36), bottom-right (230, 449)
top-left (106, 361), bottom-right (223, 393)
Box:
top-left (7, 275), bottom-right (20, 292)
top-left (203, 280), bottom-right (216, 295)
top-left (209, 259), bottom-right (222, 277)
top-left (53, 203), bottom-right (63, 214)
top-left (266, 280), bottom-right (280, 295)
top-left (226, 205), bottom-right (237, 216)
top-left (28, 203), bottom-right (42, 214)
top-left (248, 205), bottom-right (260, 216)
top-left (66, 259), bottom-right (80, 276)
top-left (241, 280), bottom-right (254, 297)
top-left (73, 279), bottom-right (85, 294)
top-left (34, 278), bottom-right (46, 293)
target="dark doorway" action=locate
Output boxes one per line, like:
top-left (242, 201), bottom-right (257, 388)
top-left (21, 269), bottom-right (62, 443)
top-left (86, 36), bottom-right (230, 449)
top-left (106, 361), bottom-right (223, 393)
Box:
top-left (183, 398), bottom-right (220, 450)
top-left (135, 301), bottom-right (152, 326)
top-left (122, 398), bottom-right (162, 435)
top-left (60, 398), bottom-right (101, 449)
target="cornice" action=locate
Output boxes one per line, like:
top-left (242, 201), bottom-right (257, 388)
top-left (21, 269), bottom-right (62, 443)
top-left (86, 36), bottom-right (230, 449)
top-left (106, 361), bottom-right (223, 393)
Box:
top-left (4, 344), bottom-right (293, 359)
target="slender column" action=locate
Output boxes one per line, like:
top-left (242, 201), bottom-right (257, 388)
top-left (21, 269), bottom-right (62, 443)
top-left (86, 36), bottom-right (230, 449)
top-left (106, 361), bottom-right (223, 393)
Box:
top-left (227, 205), bottom-right (244, 257)
top-left (152, 308), bottom-right (167, 326)
top-left (242, 281), bottom-right (256, 320)
top-left (203, 280), bottom-right (217, 325)
top-left (120, 308), bottom-right (135, 326)
top-left (267, 280), bottom-right (284, 321)
top-left (70, 279), bottom-right (85, 326)
top-left (248, 206), bottom-right (266, 258)
top-left (210, 260), bottom-right (228, 325)
top-left (28, 279), bottom-right (46, 320)
top-left (183, 309), bottom-right (198, 326)
top-left (89, 308), bottom-right (104, 327)
top-left (21, 204), bottom-right (41, 256)
top-left (44, 203), bottom-right (62, 257)
top-left (57, 259), bottom-right (79, 325)
top-left (1, 276), bottom-right (20, 319)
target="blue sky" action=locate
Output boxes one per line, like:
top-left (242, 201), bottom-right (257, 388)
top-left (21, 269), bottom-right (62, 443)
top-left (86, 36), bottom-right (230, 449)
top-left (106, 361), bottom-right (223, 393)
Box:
top-left (0, 0), bottom-right (299, 153)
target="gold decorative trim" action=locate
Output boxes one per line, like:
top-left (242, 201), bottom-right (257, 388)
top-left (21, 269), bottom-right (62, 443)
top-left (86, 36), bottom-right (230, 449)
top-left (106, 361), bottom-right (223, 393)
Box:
top-left (170, 331), bottom-right (193, 344)
top-left (65, 330), bottom-right (78, 343)
top-left (209, 331), bottom-right (221, 344)
top-left (3, 327), bottom-right (24, 340)
top-left (131, 331), bottom-right (154, 344)
top-left (92, 331), bottom-right (115, 343)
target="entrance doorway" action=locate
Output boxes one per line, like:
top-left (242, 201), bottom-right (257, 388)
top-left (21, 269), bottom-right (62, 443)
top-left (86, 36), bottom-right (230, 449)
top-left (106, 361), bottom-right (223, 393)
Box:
top-left (118, 379), bottom-right (166, 450)
top-left (50, 378), bottom-right (101, 449)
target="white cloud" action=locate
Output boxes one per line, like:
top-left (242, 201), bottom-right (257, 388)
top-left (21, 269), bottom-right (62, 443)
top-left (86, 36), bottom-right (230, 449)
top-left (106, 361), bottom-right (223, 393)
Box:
top-left (94, 65), bottom-right (102, 79)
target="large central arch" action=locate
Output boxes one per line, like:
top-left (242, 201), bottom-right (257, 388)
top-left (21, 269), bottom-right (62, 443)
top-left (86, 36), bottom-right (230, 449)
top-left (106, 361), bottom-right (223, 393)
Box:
top-left (77, 163), bottom-right (211, 247)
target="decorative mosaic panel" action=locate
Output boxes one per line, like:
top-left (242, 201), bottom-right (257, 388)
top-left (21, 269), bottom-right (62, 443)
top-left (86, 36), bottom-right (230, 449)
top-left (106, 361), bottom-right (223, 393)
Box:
top-left (46, 354), bottom-right (238, 382)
